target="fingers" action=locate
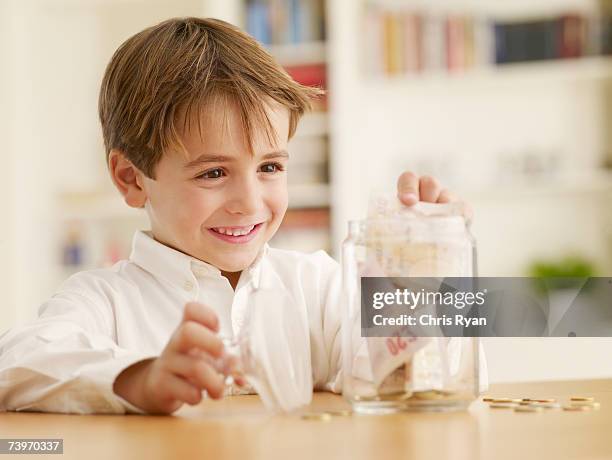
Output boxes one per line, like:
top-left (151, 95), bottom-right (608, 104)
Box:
top-left (165, 353), bottom-right (226, 399)
top-left (436, 188), bottom-right (455, 203)
top-left (397, 171), bottom-right (420, 206)
top-left (183, 302), bottom-right (220, 333)
top-left (216, 353), bottom-right (246, 387)
top-left (397, 172), bottom-right (443, 205)
top-left (397, 172), bottom-right (466, 209)
top-left (169, 320), bottom-right (224, 358)
top-left (419, 175), bottom-right (441, 203)
top-left (157, 372), bottom-right (203, 407)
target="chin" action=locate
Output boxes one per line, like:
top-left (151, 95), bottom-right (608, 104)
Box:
top-left (215, 254), bottom-right (258, 273)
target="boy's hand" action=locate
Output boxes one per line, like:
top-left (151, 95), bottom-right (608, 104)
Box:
top-left (113, 302), bottom-right (226, 414)
top-left (396, 171), bottom-right (472, 220)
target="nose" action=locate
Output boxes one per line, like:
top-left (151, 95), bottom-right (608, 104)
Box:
top-left (224, 175), bottom-right (261, 216)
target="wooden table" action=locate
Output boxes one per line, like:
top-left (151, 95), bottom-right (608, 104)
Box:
top-left (1, 379), bottom-right (610, 460)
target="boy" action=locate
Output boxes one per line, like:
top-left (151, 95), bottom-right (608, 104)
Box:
top-left (0, 17), bottom-right (464, 414)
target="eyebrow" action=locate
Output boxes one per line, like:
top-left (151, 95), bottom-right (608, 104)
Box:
top-left (184, 150), bottom-right (289, 168)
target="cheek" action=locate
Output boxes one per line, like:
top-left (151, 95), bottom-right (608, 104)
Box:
top-left (266, 181), bottom-right (288, 218)
top-left (154, 185), bottom-right (216, 229)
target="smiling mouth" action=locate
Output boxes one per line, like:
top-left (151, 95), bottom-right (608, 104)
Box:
top-left (210, 224), bottom-right (259, 236)
top-left (207, 223), bottom-right (264, 243)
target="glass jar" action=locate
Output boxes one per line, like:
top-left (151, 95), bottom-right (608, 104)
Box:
top-left (341, 201), bottom-right (481, 414)
top-left (215, 287), bottom-right (313, 413)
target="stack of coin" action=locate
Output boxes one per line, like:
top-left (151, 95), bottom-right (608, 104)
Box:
top-left (486, 398), bottom-right (521, 409)
top-left (563, 397), bottom-right (600, 411)
top-left (482, 395), bottom-right (601, 413)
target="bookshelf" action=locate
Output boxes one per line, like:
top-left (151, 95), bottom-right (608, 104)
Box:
top-left (365, 56), bottom-right (612, 88)
top-left (328, 0), bottom-right (612, 277)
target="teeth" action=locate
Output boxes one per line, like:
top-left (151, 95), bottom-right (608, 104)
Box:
top-left (213, 225), bottom-right (255, 236)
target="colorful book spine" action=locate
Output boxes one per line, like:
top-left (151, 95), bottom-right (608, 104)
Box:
top-left (363, 4), bottom-right (612, 76)
top-left (246, 0), bottom-right (325, 45)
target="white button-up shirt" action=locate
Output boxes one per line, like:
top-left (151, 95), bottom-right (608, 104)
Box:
top-left (0, 231), bottom-right (342, 413)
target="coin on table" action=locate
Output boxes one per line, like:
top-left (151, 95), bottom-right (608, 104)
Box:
top-left (515, 405), bottom-right (543, 413)
top-left (490, 403), bottom-right (519, 409)
top-left (325, 410), bottom-right (352, 417)
top-left (301, 412), bottom-right (332, 421)
top-left (563, 405), bottom-right (592, 412)
top-left (533, 398), bottom-right (556, 403)
top-left (570, 401), bottom-right (600, 409)
top-left (353, 394), bottom-right (379, 402)
top-left (532, 402), bottom-right (561, 409)
top-left (482, 397), bottom-right (495, 402)
top-left (570, 396), bottom-right (595, 402)
top-left (490, 398), bottom-right (521, 404)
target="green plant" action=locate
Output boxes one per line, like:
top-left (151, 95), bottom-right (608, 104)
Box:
top-left (527, 255), bottom-right (596, 292)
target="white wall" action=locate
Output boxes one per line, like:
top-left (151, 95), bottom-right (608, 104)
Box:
top-left (483, 338), bottom-right (612, 383)
top-left (0, 1), bottom-right (18, 330)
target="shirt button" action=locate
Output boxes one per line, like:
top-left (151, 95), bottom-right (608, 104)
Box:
top-left (183, 280), bottom-right (194, 291)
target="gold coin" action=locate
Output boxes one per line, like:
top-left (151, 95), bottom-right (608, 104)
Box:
top-left (301, 412), bottom-right (332, 421)
top-left (514, 406), bottom-right (543, 413)
top-left (482, 397), bottom-right (494, 402)
top-left (378, 392), bottom-right (411, 401)
top-left (533, 398), bottom-right (556, 403)
top-left (563, 405), bottom-right (591, 412)
top-left (570, 401), bottom-right (600, 409)
top-left (489, 403), bottom-right (519, 409)
top-left (325, 410), bottom-right (352, 417)
top-left (353, 394), bottom-right (379, 402)
top-left (490, 398), bottom-right (521, 404)
top-left (570, 396), bottom-right (595, 402)
top-left (532, 402), bottom-right (561, 409)
top-left (413, 391), bottom-right (447, 400)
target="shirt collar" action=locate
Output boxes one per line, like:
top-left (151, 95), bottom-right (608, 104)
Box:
top-left (129, 230), bottom-right (268, 291)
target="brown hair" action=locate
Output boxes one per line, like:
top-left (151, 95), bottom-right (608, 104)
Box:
top-left (99, 17), bottom-right (322, 178)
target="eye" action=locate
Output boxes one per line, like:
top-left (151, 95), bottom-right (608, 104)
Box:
top-left (197, 168), bottom-right (225, 180)
top-left (259, 162), bottom-right (284, 174)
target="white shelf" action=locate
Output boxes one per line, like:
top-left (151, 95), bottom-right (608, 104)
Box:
top-left (366, 56), bottom-right (612, 90)
top-left (266, 41), bottom-right (326, 66)
top-left (59, 191), bottom-right (147, 221)
top-left (460, 171), bottom-right (612, 200)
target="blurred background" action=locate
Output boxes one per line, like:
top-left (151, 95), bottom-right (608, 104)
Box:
top-left (1, 0), bottom-right (611, 383)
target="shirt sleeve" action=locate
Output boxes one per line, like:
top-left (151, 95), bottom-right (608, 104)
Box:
top-left (0, 274), bottom-right (155, 414)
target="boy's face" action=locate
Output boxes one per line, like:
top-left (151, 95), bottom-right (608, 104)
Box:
top-left (140, 101), bottom-right (289, 273)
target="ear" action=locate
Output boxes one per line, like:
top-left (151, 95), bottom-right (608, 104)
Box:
top-left (108, 150), bottom-right (148, 208)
